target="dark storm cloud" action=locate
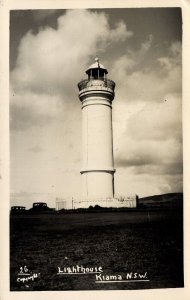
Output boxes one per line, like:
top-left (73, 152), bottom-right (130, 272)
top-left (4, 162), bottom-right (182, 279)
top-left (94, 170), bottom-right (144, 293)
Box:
top-left (115, 153), bottom-right (183, 174)
top-left (115, 153), bottom-right (155, 167)
top-left (130, 162), bottom-right (183, 176)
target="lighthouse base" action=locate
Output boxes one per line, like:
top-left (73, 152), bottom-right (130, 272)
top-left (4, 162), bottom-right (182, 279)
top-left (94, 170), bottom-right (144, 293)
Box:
top-left (56, 195), bottom-right (138, 210)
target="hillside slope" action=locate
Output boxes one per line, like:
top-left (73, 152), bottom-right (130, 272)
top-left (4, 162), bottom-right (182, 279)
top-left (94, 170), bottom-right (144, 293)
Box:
top-left (138, 193), bottom-right (183, 208)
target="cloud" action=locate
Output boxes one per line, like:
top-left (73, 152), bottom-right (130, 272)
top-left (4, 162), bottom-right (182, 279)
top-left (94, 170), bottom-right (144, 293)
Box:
top-left (115, 169), bottom-right (182, 197)
top-left (108, 20), bottom-right (133, 42)
top-left (112, 38), bottom-right (181, 103)
top-left (10, 91), bottom-right (64, 130)
top-left (10, 9), bottom-right (132, 130)
top-left (126, 94), bottom-right (182, 142)
top-left (32, 10), bottom-right (57, 21)
top-left (112, 39), bottom-right (182, 194)
top-left (111, 35), bottom-right (153, 77)
top-left (158, 41), bottom-right (181, 71)
top-left (114, 93), bottom-right (182, 183)
top-left (10, 9), bottom-right (182, 200)
top-left (11, 10), bottom-right (131, 95)
top-left (115, 137), bottom-right (182, 169)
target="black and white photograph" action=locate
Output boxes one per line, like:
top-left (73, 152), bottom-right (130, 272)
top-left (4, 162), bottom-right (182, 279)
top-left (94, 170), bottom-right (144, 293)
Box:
top-left (9, 6), bottom-right (183, 292)
top-left (1, 1), bottom-right (189, 298)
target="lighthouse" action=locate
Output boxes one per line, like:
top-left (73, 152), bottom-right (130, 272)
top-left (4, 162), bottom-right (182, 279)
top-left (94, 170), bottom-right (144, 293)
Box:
top-left (78, 58), bottom-right (116, 204)
top-left (56, 58), bottom-right (138, 210)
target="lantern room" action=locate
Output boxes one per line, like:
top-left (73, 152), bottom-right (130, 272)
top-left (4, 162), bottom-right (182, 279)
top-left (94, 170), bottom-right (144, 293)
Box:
top-left (85, 57), bottom-right (108, 80)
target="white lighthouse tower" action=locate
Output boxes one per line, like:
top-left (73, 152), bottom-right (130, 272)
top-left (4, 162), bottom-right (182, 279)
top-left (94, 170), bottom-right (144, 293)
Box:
top-left (78, 58), bottom-right (116, 206)
top-left (56, 58), bottom-right (138, 210)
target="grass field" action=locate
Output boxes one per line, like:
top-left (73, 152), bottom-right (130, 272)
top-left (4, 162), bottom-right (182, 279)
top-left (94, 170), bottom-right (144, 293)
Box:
top-left (10, 209), bottom-right (183, 291)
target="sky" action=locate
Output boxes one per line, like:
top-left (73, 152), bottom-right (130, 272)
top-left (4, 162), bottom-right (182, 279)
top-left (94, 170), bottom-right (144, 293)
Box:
top-left (10, 8), bottom-right (182, 209)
